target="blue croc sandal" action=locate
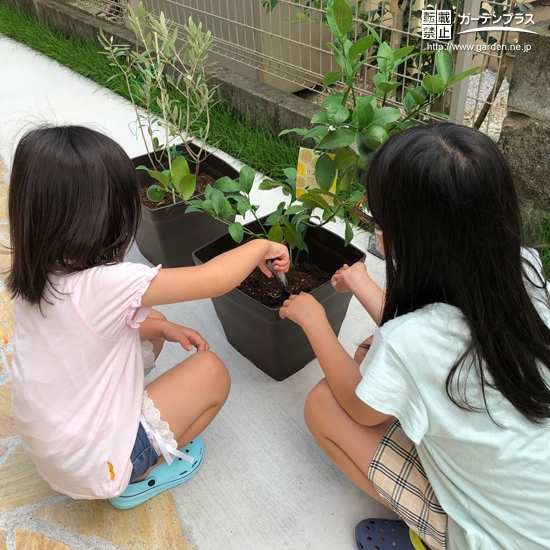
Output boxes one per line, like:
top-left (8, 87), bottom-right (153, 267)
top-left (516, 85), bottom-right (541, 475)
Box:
top-left (109, 436), bottom-right (204, 510)
top-left (356, 519), bottom-right (427, 549)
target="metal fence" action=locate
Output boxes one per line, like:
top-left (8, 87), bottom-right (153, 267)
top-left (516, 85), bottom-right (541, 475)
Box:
top-left (74, 0), bottom-right (539, 138)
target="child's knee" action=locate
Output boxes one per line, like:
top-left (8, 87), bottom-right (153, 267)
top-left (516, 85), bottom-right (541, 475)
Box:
top-left (304, 379), bottom-right (332, 425)
top-left (200, 351), bottom-right (231, 395)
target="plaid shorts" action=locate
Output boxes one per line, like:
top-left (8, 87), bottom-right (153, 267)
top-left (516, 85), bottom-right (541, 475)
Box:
top-left (367, 420), bottom-right (448, 550)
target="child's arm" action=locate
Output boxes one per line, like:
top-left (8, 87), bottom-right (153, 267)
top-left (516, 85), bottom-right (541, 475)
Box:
top-left (280, 293), bottom-right (391, 427)
top-left (141, 239), bottom-right (289, 307)
top-left (331, 263), bottom-right (385, 326)
top-left (139, 316), bottom-right (209, 352)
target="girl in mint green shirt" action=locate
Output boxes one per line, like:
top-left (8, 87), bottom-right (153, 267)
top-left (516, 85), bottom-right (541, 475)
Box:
top-left (281, 123), bottom-right (550, 550)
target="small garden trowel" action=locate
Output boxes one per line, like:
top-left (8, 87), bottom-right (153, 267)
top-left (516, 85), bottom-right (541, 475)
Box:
top-left (266, 260), bottom-right (291, 301)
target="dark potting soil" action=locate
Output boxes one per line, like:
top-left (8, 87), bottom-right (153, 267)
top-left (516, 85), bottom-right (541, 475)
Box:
top-left (238, 262), bottom-right (331, 308)
top-left (138, 172), bottom-right (215, 209)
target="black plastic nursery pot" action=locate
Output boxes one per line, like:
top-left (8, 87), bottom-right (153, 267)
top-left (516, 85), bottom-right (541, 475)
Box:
top-left (192, 218), bottom-right (366, 381)
top-left (133, 143), bottom-right (238, 267)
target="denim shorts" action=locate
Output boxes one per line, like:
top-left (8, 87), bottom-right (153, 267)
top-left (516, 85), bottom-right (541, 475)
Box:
top-left (129, 422), bottom-right (160, 482)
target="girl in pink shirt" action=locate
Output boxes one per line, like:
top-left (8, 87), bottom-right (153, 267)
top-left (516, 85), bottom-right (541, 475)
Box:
top-left (8, 125), bottom-right (289, 509)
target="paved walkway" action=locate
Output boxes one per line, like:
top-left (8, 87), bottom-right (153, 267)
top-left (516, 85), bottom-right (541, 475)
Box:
top-left (0, 35), bottom-right (390, 550)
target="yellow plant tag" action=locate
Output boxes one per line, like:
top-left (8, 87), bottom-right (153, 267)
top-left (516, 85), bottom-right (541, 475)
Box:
top-left (296, 147), bottom-right (337, 203)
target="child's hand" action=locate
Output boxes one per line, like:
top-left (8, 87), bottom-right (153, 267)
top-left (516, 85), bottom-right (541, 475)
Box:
top-left (331, 262), bottom-right (369, 294)
top-left (163, 322), bottom-right (210, 352)
top-left (258, 242), bottom-right (290, 278)
top-left (279, 292), bottom-right (325, 328)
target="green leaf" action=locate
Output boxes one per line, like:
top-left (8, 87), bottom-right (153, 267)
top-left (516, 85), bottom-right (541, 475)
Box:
top-left (281, 227), bottom-right (296, 249)
top-left (259, 179), bottom-right (286, 192)
top-left (430, 111), bottom-right (452, 120)
top-left (373, 72), bottom-right (386, 90)
top-left (147, 185), bottom-right (165, 202)
top-left (144, 169), bottom-right (169, 187)
top-left (170, 156), bottom-right (191, 180)
top-left (284, 205), bottom-right (306, 216)
top-left (326, 42), bottom-right (347, 71)
top-left (228, 222), bottom-right (244, 243)
top-left (363, 125), bottom-right (388, 150)
top-left (317, 128), bottom-right (356, 149)
top-left (328, 0), bottom-right (353, 38)
top-left (353, 97), bottom-right (374, 130)
top-left (303, 126), bottom-right (329, 141)
top-left (315, 153), bottom-right (337, 191)
top-left (348, 35), bottom-right (375, 62)
top-left (363, 23), bottom-right (380, 44)
top-left (338, 167), bottom-right (354, 190)
top-left (409, 87), bottom-right (427, 105)
top-left (239, 166), bottom-right (255, 194)
top-left (344, 220), bottom-right (354, 246)
top-left (370, 107), bottom-right (402, 127)
top-left (266, 203), bottom-right (285, 225)
top-left (299, 192), bottom-right (331, 212)
top-left (377, 42), bottom-right (394, 79)
top-left (376, 81), bottom-right (401, 95)
top-left (282, 220), bottom-right (306, 251)
top-left (210, 188), bottom-right (225, 215)
top-left (334, 147), bottom-right (358, 170)
top-left (355, 132), bottom-right (374, 168)
top-left (173, 174), bottom-right (196, 200)
top-left (323, 71), bottom-right (345, 87)
top-left (311, 111), bottom-right (329, 125)
top-left (326, 102), bottom-right (350, 125)
top-left (283, 167), bottom-right (297, 186)
top-left (267, 223), bottom-right (284, 243)
top-left (321, 93), bottom-right (345, 108)
top-left (403, 91), bottom-right (418, 112)
top-left (423, 74), bottom-right (446, 95)
top-left (215, 176), bottom-right (242, 193)
top-left (393, 45), bottom-right (415, 62)
top-left (435, 49), bottom-right (454, 84)
top-left (449, 66), bottom-right (480, 86)
top-left (236, 200), bottom-right (252, 216)
top-left (221, 198), bottom-right (234, 220)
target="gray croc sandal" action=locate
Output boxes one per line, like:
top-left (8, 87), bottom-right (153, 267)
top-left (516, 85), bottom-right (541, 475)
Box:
top-left (356, 518), bottom-right (427, 549)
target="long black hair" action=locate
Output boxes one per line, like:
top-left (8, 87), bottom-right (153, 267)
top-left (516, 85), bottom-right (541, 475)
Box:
top-left (366, 122), bottom-right (550, 423)
top-left (7, 125), bottom-right (141, 306)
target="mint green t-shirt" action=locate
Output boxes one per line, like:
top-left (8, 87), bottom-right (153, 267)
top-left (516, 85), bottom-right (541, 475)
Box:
top-left (356, 251), bottom-right (550, 550)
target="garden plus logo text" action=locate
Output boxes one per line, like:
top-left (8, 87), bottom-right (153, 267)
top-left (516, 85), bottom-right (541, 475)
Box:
top-left (421, 9), bottom-right (537, 40)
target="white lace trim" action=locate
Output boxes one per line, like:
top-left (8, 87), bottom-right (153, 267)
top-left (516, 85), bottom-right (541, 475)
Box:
top-left (141, 340), bottom-right (156, 376)
top-left (141, 390), bottom-right (178, 457)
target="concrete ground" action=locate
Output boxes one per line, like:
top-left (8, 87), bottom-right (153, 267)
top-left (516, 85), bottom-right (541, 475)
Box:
top-left (0, 35), bottom-right (394, 550)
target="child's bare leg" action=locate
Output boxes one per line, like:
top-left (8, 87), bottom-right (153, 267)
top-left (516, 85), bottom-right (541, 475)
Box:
top-left (136, 350), bottom-right (230, 479)
top-left (304, 378), bottom-right (394, 508)
top-left (140, 309), bottom-right (166, 359)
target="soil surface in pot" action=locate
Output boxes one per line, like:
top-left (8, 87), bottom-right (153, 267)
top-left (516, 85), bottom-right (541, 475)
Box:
top-left (138, 172), bottom-right (214, 209)
top-left (238, 262), bottom-right (330, 308)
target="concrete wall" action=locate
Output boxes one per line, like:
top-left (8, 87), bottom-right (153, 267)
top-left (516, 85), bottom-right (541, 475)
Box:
top-left (498, 20), bottom-right (550, 217)
top-left (2, 0), bottom-right (318, 141)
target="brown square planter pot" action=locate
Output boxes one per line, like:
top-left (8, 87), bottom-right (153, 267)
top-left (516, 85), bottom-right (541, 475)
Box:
top-left (133, 144), bottom-right (238, 267)
top-left (193, 217), bottom-right (366, 380)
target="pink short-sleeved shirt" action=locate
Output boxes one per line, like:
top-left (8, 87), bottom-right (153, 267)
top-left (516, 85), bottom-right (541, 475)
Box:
top-left (11, 262), bottom-right (160, 499)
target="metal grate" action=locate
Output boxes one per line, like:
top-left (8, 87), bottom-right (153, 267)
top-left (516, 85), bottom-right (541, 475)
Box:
top-left (133, 0), bottom-right (533, 135)
top-left (68, 0), bottom-right (541, 136)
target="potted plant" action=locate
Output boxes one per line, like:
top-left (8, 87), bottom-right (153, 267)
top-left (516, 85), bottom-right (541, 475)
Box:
top-left (191, 165), bottom-right (366, 380)
top-left (99, 3), bottom-right (237, 267)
